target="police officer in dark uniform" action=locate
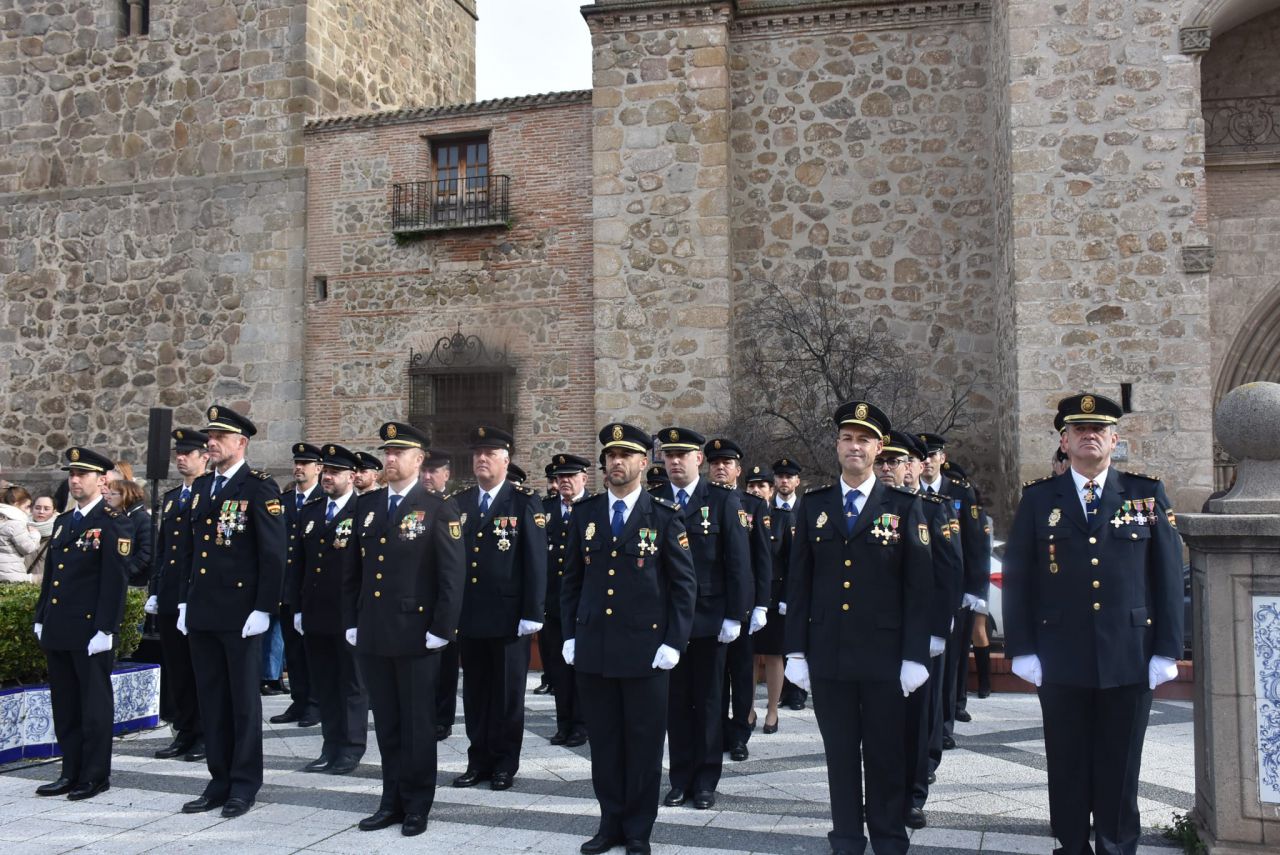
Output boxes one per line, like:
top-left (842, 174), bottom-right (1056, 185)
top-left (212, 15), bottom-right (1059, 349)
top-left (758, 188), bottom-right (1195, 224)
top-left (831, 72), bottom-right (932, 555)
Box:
top-left (146, 429), bottom-right (209, 762)
top-left (353, 451), bottom-right (383, 495)
top-left (343, 421), bottom-right (465, 836)
top-left (784, 401), bottom-right (932, 855)
top-left (917, 431), bottom-right (989, 743)
top-left (704, 438), bottom-right (771, 763)
top-left (645, 463), bottom-right (669, 489)
top-left (541, 452), bottom-right (593, 747)
top-left (772, 457), bottom-right (807, 711)
top-left (33, 448), bottom-right (130, 800)
top-left (744, 464), bottom-right (791, 733)
top-left (654, 426), bottom-right (751, 811)
top-left (177, 404), bottom-right (286, 818)
top-left (273, 441), bottom-right (324, 727)
top-left (563, 423), bottom-right (697, 855)
top-left (451, 426), bottom-right (548, 791)
top-left (293, 444), bottom-right (367, 774)
top-left (417, 448), bottom-right (461, 740)
top-left (1003, 393), bottom-right (1183, 855)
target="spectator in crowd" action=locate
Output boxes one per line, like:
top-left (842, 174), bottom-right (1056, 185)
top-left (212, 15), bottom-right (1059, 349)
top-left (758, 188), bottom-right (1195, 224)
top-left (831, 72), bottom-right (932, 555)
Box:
top-left (27, 495), bottom-right (57, 581)
top-left (104, 480), bottom-right (153, 587)
top-left (0, 485), bottom-right (39, 583)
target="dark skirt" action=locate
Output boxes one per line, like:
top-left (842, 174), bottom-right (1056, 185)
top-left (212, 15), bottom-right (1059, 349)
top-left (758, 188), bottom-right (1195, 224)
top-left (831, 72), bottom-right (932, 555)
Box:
top-left (752, 609), bottom-right (786, 655)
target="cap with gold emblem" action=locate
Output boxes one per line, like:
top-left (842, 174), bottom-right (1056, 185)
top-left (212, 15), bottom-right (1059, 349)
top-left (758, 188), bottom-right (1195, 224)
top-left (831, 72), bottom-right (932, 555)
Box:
top-left (61, 447), bottom-right (114, 473)
top-left (882, 430), bottom-right (918, 459)
top-left (353, 451), bottom-right (383, 472)
top-left (657, 426), bottom-right (705, 452)
top-left (320, 444), bottom-right (360, 471)
top-left (507, 463), bottom-right (528, 485)
top-left (703, 438), bottom-right (743, 461)
top-left (646, 463), bottom-right (671, 487)
top-left (204, 403), bottom-right (258, 437)
top-left (549, 453), bottom-right (591, 476)
top-left (379, 421), bottom-right (429, 450)
top-left (1056, 392), bottom-right (1122, 427)
top-left (942, 460), bottom-right (968, 480)
top-left (599, 422), bottom-right (651, 454)
top-left (468, 425), bottom-right (513, 451)
top-left (292, 442), bottom-right (323, 463)
top-left (544, 463), bottom-right (556, 480)
top-left (833, 400), bottom-right (890, 440)
top-left (771, 457), bottom-right (802, 476)
top-left (422, 448), bottom-right (452, 470)
top-left (916, 432), bottom-right (947, 455)
top-left (171, 428), bottom-right (209, 454)
top-left (746, 463), bottom-right (771, 485)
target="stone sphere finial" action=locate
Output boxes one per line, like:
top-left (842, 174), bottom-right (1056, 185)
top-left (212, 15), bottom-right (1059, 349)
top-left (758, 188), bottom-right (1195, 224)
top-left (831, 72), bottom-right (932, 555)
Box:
top-left (1210, 382), bottom-right (1280, 513)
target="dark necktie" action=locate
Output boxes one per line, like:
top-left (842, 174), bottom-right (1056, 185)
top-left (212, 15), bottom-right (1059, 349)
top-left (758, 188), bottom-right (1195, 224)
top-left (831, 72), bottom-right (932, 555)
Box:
top-left (479, 492), bottom-right (490, 515)
top-left (676, 488), bottom-right (688, 509)
top-left (72, 508), bottom-right (83, 524)
top-left (611, 500), bottom-right (626, 538)
top-left (926, 485), bottom-right (936, 496)
top-left (1084, 481), bottom-right (1100, 517)
top-left (296, 491), bottom-right (305, 511)
top-left (325, 500), bottom-right (337, 524)
top-left (388, 493), bottom-right (402, 516)
top-left (562, 501), bottom-right (572, 520)
top-left (844, 490), bottom-right (860, 536)
top-left (781, 501), bottom-right (790, 511)
top-left (179, 487), bottom-right (191, 508)
top-left (212, 474), bottom-right (226, 497)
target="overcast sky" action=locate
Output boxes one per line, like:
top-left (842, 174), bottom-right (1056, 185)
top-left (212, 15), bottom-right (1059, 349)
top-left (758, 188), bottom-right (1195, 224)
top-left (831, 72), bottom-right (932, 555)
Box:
top-left (476, 0), bottom-right (594, 100)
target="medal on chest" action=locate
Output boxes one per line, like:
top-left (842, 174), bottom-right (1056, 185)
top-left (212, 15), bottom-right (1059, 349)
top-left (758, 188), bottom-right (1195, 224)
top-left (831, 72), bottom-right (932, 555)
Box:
top-left (334, 517), bottom-right (353, 548)
top-left (494, 516), bottom-right (517, 551)
top-left (217, 500), bottom-right (247, 546)
top-left (76, 528), bottom-right (102, 550)
top-left (400, 510), bottom-right (426, 540)
top-left (637, 528), bottom-right (658, 563)
top-left (872, 513), bottom-right (900, 545)
top-left (699, 506), bottom-right (711, 534)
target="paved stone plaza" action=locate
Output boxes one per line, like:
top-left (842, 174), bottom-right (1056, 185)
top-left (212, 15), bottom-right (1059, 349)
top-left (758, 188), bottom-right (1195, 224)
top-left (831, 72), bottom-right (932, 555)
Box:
top-left (0, 679), bottom-right (1191, 855)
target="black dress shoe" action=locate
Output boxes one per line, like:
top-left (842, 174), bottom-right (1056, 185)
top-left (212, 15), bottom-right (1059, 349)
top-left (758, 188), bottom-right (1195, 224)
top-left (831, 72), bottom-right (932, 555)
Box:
top-left (906, 807), bottom-right (927, 829)
top-left (303, 756), bottom-right (333, 773)
top-left (729, 742), bottom-right (748, 762)
top-left (564, 731), bottom-right (588, 748)
top-left (328, 756), bottom-right (361, 775)
top-left (625, 840), bottom-right (651, 855)
top-left (490, 771), bottom-right (514, 790)
top-left (927, 771), bottom-right (936, 785)
top-left (452, 768), bottom-right (490, 788)
top-left (154, 738), bottom-right (195, 759)
top-left (358, 809), bottom-right (404, 831)
top-left (533, 682), bottom-right (553, 695)
top-left (435, 725), bottom-right (452, 741)
top-left (955, 708), bottom-right (972, 723)
top-left (183, 742), bottom-right (207, 762)
top-left (401, 813), bottom-right (427, 836)
top-left (550, 731), bottom-right (569, 745)
top-left (787, 701), bottom-right (805, 711)
top-left (580, 832), bottom-right (622, 854)
top-left (692, 790), bottom-right (716, 809)
top-left (663, 787), bottom-right (687, 807)
top-left (261, 680), bottom-right (285, 696)
top-left (182, 795), bottom-right (227, 813)
top-left (978, 687), bottom-right (991, 699)
top-left (942, 735), bottom-right (956, 750)
top-left (221, 797), bottom-right (253, 818)
top-left (269, 706), bottom-right (301, 724)
top-left (36, 777), bottom-right (73, 796)
top-left (67, 779), bottom-right (110, 801)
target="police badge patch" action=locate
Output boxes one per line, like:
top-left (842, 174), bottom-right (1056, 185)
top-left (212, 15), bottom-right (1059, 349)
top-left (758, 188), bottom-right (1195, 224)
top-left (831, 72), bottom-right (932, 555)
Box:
top-left (118, 538), bottom-right (132, 556)
top-left (265, 499), bottom-right (283, 516)
top-left (449, 521), bottom-right (462, 540)
top-left (918, 524), bottom-right (929, 546)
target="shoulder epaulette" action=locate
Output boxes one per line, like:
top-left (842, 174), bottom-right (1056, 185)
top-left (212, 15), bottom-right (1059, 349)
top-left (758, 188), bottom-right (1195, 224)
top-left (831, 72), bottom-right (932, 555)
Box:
top-left (912, 487), bottom-right (943, 503)
top-left (252, 469), bottom-right (273, 481)
top-left (709, 481), bottom-right (735, 490)
top-left (514, 484), bottom-right (536, 496)
top-left (1123, 470), bottom-right (1162, 482)
top-left (573, 492), bottom-right (595, 505)
top-left (652, 496), bottom-right (680, 511)
top-left (444, 487), bottom-right (468, 501)
top-left (102, 504), bottom-right (120, 518)
top-left (805, 483), bottom-right (833, 494)
top-left (945, 474), bottom-right (971, 488)
top-left (1022, 475), bottom-right (1054, 488)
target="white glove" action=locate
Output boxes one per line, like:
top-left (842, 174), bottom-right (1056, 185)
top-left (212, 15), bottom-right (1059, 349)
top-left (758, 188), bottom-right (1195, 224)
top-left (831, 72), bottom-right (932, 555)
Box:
top-left (651, 644), bottom-right (680, 670)
top-left (962, 593), bottom-right (986, 612)
top-left (717, 618), bottom-right (742, 644)
top-left (33, 622), bottom-right (42, 640)
top-left (562, 639), bottom-right (575, 666)
top-left (1011, 654), bottom-right (1043, 687)
top-left (241, 609), bottom-right (270, 638)
top-left (973, 598), bottom-right (990, 616)
top-left (144, 595), bottom-right (159, 615)
top-left (517, 619), bottom-right (542, 637)
top-left (426, 632), bottom-right (449, 650)
top-left (777, 602), bottom-right (787, 615)
top-left (87, 631), bottom-right (113, 656)
top-left (345, 627), bottom-right (357, 646)
top-left (749, 606), bottom-right (768, 635)
top-left (1148, 655), bottom-right (1179, 690)
top-left (929, 635), bottom-right (947, 658)
top-left (293, 613), bottom-right (304, 635)
top-left (784, 656), bottom-right (810, 692)
top-left (176, 603), bottom-right (187, 636)
top-left (900, 660), bottom-right (930, 697)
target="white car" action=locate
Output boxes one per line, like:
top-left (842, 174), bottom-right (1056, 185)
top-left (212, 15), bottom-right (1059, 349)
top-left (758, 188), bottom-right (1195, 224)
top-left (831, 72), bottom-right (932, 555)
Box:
top-left (985, 540), bottom-right (1003, 642)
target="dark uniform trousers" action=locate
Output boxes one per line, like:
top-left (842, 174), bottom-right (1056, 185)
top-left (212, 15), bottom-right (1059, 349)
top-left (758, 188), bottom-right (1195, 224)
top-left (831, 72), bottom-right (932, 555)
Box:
top-left (188, 630), bottom-right (265, 800)
top-left (158, 613), bottom-right (203, 741)
top-left (282, 488), bottom-right (319, 714)
top-left (668, 636), bottom-right (727, 792)
top-left (721, 631), bottom-right (755, 746)
top-left (943, 606), bottom-right (976, 739)
top-left (460, 635), bottom-right (531, 775)
top-left (436, 644), bottom-right (459, 728)
top-left (304, 633), bottom-right (367, 761)
top-left (540, 618), bottom-right (586, 737)
top-left (46, 648), bottom-right (115, 784)
top-left (363, 652), bottom-right (441, 815)
top-left (907, 653), bottom-right (946, 808)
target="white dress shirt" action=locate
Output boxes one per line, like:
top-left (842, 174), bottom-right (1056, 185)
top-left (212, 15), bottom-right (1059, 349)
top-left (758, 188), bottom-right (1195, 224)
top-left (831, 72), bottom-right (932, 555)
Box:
top-left (1070, 467), bottom-right (1110, 517)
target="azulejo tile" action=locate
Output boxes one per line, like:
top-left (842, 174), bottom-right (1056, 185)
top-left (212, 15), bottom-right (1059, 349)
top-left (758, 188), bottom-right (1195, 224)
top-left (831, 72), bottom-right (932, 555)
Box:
top-left (1252, 596), bottom-right (1280, 804)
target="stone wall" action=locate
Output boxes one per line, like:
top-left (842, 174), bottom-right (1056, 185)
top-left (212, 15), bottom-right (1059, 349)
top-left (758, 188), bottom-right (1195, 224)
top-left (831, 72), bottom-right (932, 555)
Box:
top-left (302, 94), bottom-right (596, 467)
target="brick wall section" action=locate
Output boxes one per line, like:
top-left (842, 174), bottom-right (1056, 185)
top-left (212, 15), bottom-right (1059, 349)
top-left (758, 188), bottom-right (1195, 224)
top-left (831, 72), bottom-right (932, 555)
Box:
top-left (302, 94), bottom-right (597, 466)
top-left (1001, 0), bottom-right (1213, 513)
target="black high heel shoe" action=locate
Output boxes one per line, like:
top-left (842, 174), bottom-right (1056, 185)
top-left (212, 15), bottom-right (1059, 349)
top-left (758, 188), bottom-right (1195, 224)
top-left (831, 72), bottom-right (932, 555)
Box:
top-left (762, 715), bottom-right (779, 735)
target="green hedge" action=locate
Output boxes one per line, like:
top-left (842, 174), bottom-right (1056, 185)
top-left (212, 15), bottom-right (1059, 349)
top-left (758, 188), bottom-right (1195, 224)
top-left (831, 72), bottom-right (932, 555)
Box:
top-left (0, 583), bottom-right (147, 685)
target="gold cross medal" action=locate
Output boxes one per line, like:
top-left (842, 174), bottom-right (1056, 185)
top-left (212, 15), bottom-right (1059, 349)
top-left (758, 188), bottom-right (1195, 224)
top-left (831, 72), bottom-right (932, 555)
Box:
top-left (700, 507), bottom-right (711, 534)
top-left (496, 517), bottom-right (513, 551)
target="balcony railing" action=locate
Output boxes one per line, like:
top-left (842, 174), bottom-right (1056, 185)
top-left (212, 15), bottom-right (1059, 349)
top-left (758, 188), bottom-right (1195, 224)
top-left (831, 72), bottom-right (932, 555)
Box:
top-left (391, 175), bottom-right (511, 234)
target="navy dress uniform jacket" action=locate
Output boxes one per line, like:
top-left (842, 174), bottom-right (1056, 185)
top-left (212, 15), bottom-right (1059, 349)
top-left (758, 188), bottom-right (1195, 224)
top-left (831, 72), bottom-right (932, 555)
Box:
top-left (150, 485), bottom-right (193, 615)
top-left (454, 482), bottom-right (548, 638)
top-left (560, 491), bottom-right (698, 678)
top-left (342, 484), bottom-right (466, 657)
top-left (36, 502), bottom-right (131, 649)
top-left (784, 480), bottom-right (932, 680)
top-left (293, 496), bottom-right (357, 635)
top-left (179, 467), bottom-right (287, 632)
top-left (936, 474), bottom-right (989, 599)
top-left (283, 486), bottom-right (324, 607)
top-left (741, 491), bottom-right (773, 610)
top-left (650, 480), bottom-right (752, 638)
top-left (542, 491), bottom-right (588, 621)
top-left (1001, 470), bottom-right (1184, 688)
top-left (919, 491), bottom-right (964, 639)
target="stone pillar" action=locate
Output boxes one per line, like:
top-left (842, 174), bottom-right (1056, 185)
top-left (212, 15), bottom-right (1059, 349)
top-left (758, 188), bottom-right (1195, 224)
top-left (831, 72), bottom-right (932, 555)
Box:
top-left (1181, 382), bottom-right (1280, 853)
top-left (584, 0), bottom-right (733, 429)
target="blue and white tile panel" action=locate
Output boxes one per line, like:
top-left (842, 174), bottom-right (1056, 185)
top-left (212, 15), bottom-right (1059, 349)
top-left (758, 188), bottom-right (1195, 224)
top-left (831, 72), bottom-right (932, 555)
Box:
top-left (1254, 595), bottom-right (1280, 804)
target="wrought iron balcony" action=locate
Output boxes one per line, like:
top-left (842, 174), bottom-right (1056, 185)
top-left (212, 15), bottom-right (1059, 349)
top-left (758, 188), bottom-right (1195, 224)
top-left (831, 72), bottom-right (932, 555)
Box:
top-left (391, 175), bottom-right (511, 234)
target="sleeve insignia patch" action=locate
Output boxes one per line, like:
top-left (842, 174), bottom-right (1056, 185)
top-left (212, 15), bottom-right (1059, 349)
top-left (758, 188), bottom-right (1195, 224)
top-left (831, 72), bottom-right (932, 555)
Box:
top-left (266, 498), bottom-right (283, 516)
top-left (738, 509), bottom-right (750, 528)
top-left (918, 524), bottom-right (930, 546)
top-left (449, 521), bottom-right (462, 540)
top-left (971, 505), bottom-right (981, 520)
top-left (1166, 509), bottom-right (1177, 528)
top-left (677, 531), bottom-right (690, 550)
top-left (534, 513), bottom-right (547, 528)
top-left (118, 538), bottom-right (132, 556)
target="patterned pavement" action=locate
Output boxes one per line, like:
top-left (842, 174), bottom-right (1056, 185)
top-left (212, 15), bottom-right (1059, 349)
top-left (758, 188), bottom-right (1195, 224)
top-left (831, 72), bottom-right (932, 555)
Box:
top-left (0, 678), bottom-right (1191, 854)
